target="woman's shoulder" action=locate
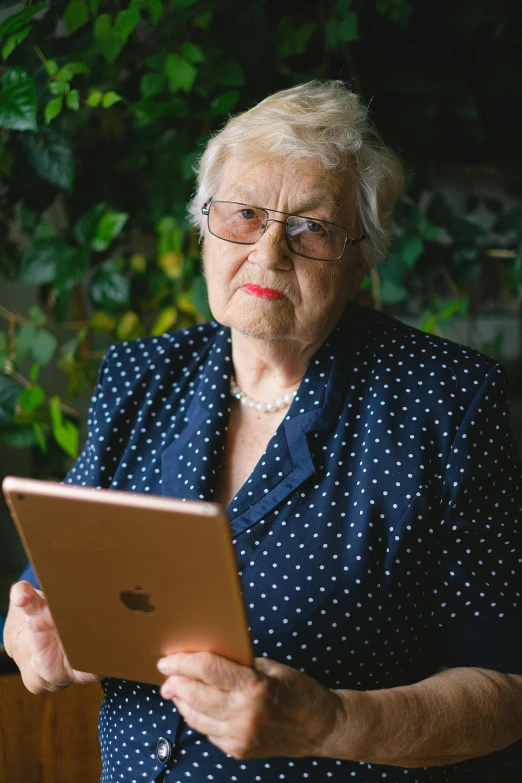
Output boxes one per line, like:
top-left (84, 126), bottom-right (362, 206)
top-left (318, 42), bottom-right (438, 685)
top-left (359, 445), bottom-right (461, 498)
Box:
top-left (103, 320), bottom-right (221, 366)
top-left (345, 304), bottom-right (505, 415)
top-left (97, 320), bottom-right (223, 391)
top-left (350, 303), bottom-right (499, 379)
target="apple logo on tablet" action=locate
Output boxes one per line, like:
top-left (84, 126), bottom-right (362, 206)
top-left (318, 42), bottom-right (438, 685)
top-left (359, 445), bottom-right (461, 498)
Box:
top-left (119, 586), bottom-right (155, 613)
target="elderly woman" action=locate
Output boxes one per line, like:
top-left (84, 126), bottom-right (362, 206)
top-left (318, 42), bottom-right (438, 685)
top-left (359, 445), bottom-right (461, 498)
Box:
top-left (5, 81), bottom-right (522, 782)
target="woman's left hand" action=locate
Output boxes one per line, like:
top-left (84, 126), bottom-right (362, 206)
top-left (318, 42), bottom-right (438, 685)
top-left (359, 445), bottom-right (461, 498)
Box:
top-left (157, 652), bottom-right (346, 760)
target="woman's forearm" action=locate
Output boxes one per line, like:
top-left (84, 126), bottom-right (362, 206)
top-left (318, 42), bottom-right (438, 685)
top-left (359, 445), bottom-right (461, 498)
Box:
top-left (326, 667), bottom-right (522, 767)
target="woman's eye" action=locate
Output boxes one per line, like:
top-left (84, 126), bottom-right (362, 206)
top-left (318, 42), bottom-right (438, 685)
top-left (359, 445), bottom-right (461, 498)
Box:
top-left (240, 209), bottom-right (257, 220)
top-left (306, 221), bottom-right (323, 233)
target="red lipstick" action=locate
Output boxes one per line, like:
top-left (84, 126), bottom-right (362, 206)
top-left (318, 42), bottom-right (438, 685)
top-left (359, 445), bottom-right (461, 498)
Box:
top-left (242, 284), bottom-right (285, 300)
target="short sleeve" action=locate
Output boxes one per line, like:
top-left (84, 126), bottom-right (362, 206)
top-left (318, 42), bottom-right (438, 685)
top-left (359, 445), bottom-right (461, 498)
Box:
top-left (18, 345), bottom-right (116, 589)
top-left (435, 364), bottom-right (522, 673)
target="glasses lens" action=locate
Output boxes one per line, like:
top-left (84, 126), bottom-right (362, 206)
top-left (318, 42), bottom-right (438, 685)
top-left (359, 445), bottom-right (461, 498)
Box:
top-left (209, 202), bottom-right (267, 244)
top-left (286, 216), bottom-right (346, 260)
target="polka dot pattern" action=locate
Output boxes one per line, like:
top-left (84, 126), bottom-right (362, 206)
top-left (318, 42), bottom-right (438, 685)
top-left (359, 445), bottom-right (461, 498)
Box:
top-left (21, 303), bottom-right (522, 781)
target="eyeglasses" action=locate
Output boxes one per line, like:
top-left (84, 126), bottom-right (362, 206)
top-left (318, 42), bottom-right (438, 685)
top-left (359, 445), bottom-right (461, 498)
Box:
top-left (201, 200), bottom-right (367, 261)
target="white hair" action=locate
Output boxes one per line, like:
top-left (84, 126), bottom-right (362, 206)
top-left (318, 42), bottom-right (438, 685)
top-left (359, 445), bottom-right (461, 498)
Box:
top-left (188, 80), bottom-right (404, 267)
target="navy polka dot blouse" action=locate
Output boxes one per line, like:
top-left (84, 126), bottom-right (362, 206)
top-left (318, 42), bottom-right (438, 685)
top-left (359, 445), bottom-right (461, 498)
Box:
top-left (22, 302), bottom-right (522, 781)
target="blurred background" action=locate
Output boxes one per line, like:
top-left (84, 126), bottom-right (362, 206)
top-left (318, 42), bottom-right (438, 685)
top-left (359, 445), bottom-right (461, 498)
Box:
top-left (1, 0), bottom-right (521, 619)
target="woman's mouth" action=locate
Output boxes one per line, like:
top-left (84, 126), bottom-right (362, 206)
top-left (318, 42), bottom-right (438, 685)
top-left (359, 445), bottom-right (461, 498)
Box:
top-left (242, 284), bottom-right (285, 300)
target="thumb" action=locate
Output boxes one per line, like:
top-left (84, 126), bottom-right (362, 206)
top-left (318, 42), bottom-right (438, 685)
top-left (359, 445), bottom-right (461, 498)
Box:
top-left (10, 581), bottom-right (45, 614)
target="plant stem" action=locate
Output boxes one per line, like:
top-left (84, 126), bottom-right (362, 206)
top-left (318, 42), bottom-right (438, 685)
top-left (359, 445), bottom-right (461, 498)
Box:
top-left (12, 370), bottom-right (81, 418)
top-left (32, 43), bottom-right (47, 66)
top-left (440, 266), bottom-right (462, 299)
top-left (0, 304), bottom-right (90, 330)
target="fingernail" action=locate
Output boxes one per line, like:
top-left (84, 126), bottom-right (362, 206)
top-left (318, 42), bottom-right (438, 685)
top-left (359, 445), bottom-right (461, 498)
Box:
top-left (157, 659), bottom-right (168, 673)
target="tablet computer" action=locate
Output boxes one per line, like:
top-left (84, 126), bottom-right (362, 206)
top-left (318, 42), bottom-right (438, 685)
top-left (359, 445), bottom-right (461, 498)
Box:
top-left (2, 476), bottom-right (253, 685)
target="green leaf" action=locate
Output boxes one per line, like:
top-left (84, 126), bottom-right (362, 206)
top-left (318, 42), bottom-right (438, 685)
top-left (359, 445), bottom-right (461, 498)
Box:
top-left (400, 236), bottom-right (424, 269)
top-left (92, 211), bottom-right (129, 252)
top-left (19, 384), bottom-right (45, 412)
top-left (190, 275), bottom-right (212, 320)
top-left (56, 61), bottom-right (89, 81)
top-left (66, 88), bottom-right (80, 111)
top-left (343, 12), bottom-right (357, 41)
top-left (157, 216), bottom-right (182, 253)
top-left (380, 277), bottom-right (408, 305)
top-left (115, 310), bottom-right (141, 340)
top-left (29, 363), bottom-right (40, 382)
top-left (101, 90), bottom-right (123, 108)
top-left (145, 53), bottom-right (166, 70)
top-left (494, 208), bottom-right (522, 239)
top-left (218, 61), bottom-right (244, 87)
top-left (54, 246), bottom-right (91, 294)
top-left (1, 27), bottom-right (30, 61)
top-left (15, 324), bottom-right (37, 362)
top-left (116, 6), bottom-right (141, 40)
top-left (29, 305), bottom-right (47, 326)
top-left (32, 329), bottom-right (57, 365)
top-left (140, 71), bottom-right (165, 99)
top-left (45, 95), bottom-right (63, 124)
top-left (94, 8), bottom-right (139, 65)
top-left (0, 375), bottom-right (20, 426)
top-left (49, 395), bottom-right (78, 457)
top-left (181, 42), bottom-right (205, 64)
top-left (48, 80), bottom-right (69, 96)
top-left (376, 0), bottom-right (411, 24)
top-left (150, 305), bottom-right (177, 336)
top-left (22, 128), bottom-right (74, 189)
top-left (94, 14), bottom-right (126, 64)
top-left (73, 201), bottom-right (108, 245)
top-left (53, 290), bottom-right (72, 323)
top-left (293, 21), bottom-right (317, 52)
top-left (147, 0), bottom-right (163, 23)
top-left (165, 54), bottom-right (197, 92)
top-left (89, 259), bottom-right (131, 313)
top-left (45, 60), bottom-right (59, 77)
top-left (211, 90), bottom-right (240, 116)
top-left (2, 426), bottom-right (40, 448)
top-left (85, 89), bottom-right (103, 107)
top-left (19, 239), bottom-right (60, 284)
top-left (33, 422), bottom-right (47, 451)
top-left (0, 68), bottom-right (37, 131)
top-left (64, 0), bottom-right (89, 35)
top-left (0, 4), bottom-right (49, 41)
top-left (132, 96), bottom-right (188, 126)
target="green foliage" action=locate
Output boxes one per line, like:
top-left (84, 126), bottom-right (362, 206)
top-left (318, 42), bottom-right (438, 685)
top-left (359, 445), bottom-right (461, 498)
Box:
top-left (0, 0), bottom-right (520, 469)
top-left (0, 68), bottom-right (37, 130)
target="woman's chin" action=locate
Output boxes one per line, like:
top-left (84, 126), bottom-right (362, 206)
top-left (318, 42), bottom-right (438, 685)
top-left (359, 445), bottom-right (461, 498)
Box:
top-left (220, 304), bottom-right (295, 342)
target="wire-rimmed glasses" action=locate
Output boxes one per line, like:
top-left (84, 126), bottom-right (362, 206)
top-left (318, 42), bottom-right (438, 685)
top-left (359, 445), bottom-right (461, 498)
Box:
top-left (201, 200), bottom-right (367, 261)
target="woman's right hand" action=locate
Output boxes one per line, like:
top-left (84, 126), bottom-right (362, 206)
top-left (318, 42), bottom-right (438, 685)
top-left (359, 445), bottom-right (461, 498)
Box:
top-left (4, 580), bottom-right (103, 694)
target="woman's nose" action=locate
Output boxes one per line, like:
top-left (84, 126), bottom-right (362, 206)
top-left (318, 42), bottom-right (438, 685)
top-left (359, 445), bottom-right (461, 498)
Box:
top-left (250, 220), bottom-right (291, 267)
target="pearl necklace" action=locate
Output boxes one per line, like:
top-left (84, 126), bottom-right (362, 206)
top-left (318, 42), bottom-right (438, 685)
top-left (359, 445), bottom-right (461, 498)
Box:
top-left (230, 376), bottom-right (297, 413)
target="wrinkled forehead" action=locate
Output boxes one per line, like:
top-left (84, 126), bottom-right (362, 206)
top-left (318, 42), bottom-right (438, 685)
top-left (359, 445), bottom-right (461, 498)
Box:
top-left (215, 154), bottom-right (354, 218)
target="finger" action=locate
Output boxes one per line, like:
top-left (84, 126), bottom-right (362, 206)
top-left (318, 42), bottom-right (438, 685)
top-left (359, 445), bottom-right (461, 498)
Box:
top-left (161, 675), bottom-right (232, 719)
top-left (72, 669), bottom-right (106, 684)
top-left (172, 696), bottom-right (227, 738)
top-left (157, 652), bottom-right (257, 691)
top-left (10, 580), bottom-right (41, 610)
top-left (10, 583), bottom-right (55, 635)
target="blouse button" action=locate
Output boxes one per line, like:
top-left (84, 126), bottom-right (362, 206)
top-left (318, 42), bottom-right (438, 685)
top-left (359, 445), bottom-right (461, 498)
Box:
top-left (156, 736), bottom-right (173, 765)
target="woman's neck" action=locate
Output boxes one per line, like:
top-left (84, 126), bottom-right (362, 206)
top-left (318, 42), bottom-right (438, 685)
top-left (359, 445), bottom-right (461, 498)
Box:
top-left (230, 329), bottom-right (322, 402)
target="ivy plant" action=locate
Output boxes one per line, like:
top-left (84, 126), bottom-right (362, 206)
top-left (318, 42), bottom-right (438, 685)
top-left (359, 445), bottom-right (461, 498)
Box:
top-left (0, 0), bottom-right (520, 473)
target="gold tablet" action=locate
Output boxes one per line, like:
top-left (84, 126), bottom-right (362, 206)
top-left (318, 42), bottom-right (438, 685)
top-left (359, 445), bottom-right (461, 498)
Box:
top-left (2, 476), bottom-right (253, 685)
